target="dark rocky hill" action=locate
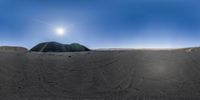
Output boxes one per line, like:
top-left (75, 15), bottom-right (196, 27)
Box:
top-left (30, 42), bottom-right (90, 52)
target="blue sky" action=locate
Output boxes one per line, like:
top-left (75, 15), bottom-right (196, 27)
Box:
top-left (0, 0), bottom-right (200, 49)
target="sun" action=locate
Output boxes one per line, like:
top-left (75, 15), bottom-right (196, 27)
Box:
top-left (55, 27), bottom-right (65, 36)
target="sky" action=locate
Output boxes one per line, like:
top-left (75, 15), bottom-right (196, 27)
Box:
top-left (0, 0), bottom-right (200, 49)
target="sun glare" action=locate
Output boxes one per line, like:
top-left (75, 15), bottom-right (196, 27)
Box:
top-left (55, 27), bottom-right (65, 36)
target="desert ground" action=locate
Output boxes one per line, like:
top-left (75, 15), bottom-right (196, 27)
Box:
top-left (0, 47), bottom-right (200, 100)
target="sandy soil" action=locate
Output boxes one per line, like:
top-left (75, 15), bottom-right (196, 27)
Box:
top-left (0, 48), bottom-right (200, 100)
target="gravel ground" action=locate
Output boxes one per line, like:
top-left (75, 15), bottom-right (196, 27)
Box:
top-left (0, 48), bottom-right (200, 100)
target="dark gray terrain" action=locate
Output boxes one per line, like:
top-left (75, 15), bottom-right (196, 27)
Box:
top-left (0, 47), bottom-right (200, 100)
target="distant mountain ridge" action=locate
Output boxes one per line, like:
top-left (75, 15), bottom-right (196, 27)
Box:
top-left (30, 42), bottom-right (90, 52)
top-left (0, 46), bottom-right (28, 53)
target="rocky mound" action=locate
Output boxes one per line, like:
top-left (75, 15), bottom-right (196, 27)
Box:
top-left (30, 42), bottom-right (90, 52)
top-left (0, 46), bottom-right (28, 53)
